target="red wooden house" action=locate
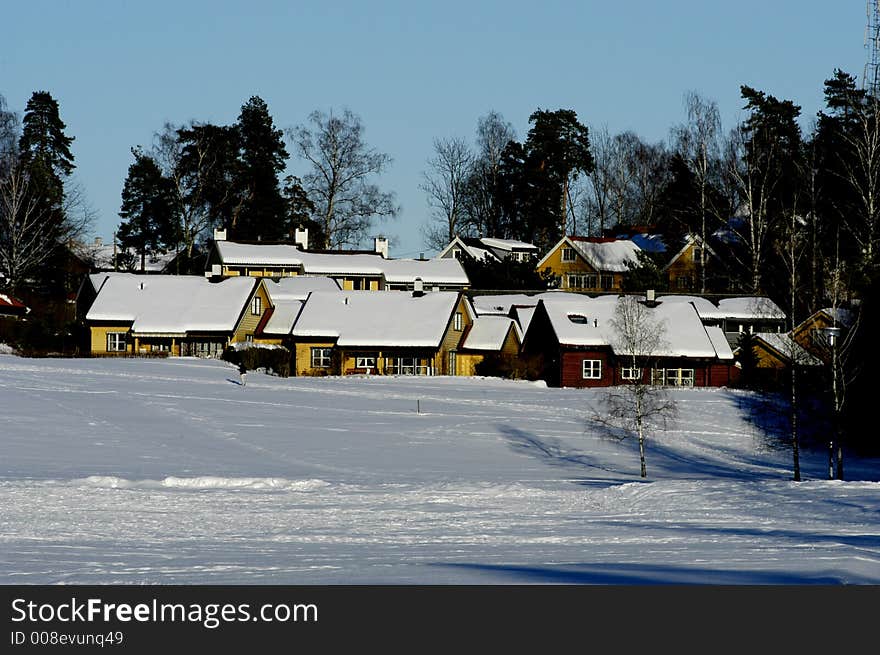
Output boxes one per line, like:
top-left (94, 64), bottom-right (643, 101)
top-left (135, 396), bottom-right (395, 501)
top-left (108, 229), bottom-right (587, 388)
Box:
top-left (521, 296), bottom-right (738, 388)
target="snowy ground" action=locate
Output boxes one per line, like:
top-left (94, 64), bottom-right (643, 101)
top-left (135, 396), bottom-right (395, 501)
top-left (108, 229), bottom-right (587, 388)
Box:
top-left (0, 355), bottom-right (878, 584)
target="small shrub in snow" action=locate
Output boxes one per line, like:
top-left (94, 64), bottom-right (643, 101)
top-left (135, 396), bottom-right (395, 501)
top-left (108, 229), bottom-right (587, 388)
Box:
top-left (223, 345), bottom-right (291, 378)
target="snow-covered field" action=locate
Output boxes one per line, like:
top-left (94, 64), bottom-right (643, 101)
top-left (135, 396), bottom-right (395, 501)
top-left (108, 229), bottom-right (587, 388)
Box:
top-left (1, 355), bottom-right (878, 584)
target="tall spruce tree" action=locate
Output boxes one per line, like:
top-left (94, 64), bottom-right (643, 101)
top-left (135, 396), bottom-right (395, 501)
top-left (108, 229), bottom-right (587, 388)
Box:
top-left (231, 96), bottom-right (288, 241)
top-left (18, 91), bottom-right (75, 244)
top-left (496, 109), bottom-right (593, 251)
top-left (117, 149), bottom-right (176, 272)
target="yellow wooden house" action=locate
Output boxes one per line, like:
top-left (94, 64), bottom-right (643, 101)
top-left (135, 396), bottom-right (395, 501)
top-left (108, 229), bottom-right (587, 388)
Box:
top-left (536, 236), bottom-right (641, 292)
top-left (206, 235), bottom-right (469, 292)
top-left (663, 234), bottom-right (721, 292)
top-left (85, 274), bottom-right (272, 357)
top-left (287, 289), bottom-right (476, 376)
top-left (455, 315), bottom-right (523, 376)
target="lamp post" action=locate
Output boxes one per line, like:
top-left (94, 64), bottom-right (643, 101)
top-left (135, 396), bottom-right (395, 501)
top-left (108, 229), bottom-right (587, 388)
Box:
top-left (822, 326), bottom-right (842, 480)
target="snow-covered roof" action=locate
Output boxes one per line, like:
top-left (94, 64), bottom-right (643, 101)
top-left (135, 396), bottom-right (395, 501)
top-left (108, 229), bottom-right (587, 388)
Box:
top-left (264, 276), bottom-right (340, 302)
top-left (261, 299), bottom-right (304, 335)
top-left (705, 326), bottom-right (734, 360)
top-left (462, 315), bottom-right (520, 351)
top-left (470, 291), bottom-right (587, 316)
top-left (535, 296), bottom-right (730, 359)
top-left (215, 241), bottom-right (306, 267)
top-left (217, 241), bottom-right (469, 285)
top-left (479, 237), bottom-right (538, 252)
top-left (291, 291), bottom-right (460, 347)
top-left (569, 238), bottom-right (641, 272)
top-left (656, 295), bottom-right (721, 319)
top-left (0, 292), bottom-right (29, 314)
top-left (704, 297), bottom-right (786, 321)
top-left (380, 258), bottom-right (470, 285)
top-left (819, 307), bottom-right (856, 328)
top-left (471, 294), bottom-right (538, 315)
top-left (86, 275), bottom-right (258, 335)
top-left (753, 332), bottom-right (823, 366)
top-left (510, 306), bottom-right (537, 334)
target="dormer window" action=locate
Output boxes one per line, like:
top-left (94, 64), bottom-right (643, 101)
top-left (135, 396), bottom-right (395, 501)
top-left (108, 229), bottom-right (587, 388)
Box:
top-left (568, 314), bottom-right (588, 324)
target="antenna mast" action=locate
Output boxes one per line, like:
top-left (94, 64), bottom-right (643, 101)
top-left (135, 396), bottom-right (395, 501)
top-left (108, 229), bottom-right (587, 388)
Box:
top-left (865, 0), bottom-right (880, 96)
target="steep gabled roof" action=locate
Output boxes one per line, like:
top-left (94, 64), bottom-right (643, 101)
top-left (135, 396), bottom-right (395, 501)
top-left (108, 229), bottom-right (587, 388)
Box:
top-left (536, 236), bottom-right (641, 272)
top-left (749, 332), bottom-right (823, 367)
top-left (663, 233), bottom-right (719, 271)
top-left (528, 296), bottom-right (732, 359)
top-left (86, 275), bottom-right (259, 335)
top-left (291, 291), bottom-right (461, 348)
top-left (0, 292), bottom-right (29, 315)
top-left (462, 315), bottom-right (522, 351)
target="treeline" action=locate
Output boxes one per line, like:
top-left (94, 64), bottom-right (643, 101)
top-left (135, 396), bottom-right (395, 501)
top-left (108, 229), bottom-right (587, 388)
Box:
top-left (114, 99), bottom-right (399, 272)
top-left (423, 71), bottom-right (879, 317)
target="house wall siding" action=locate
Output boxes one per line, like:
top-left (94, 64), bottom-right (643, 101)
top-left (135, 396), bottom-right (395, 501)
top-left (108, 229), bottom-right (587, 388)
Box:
top-left (561, 350), bottom-right (613, 387)
top-left (90, 325), bottom-right (133, 354)
top-left (293, 340), bottom-right (338, 376)
top-left (232, 284), bottom-right (271, 343)
top-left (434, 295), bottom-right (471, 374)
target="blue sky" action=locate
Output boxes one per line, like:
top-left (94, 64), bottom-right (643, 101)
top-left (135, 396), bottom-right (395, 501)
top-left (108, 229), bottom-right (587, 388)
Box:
top-left (1, 1), bottom-right (867, 257)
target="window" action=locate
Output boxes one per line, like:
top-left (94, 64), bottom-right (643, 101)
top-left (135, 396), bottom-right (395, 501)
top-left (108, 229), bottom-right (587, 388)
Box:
top-left (620, 367), bottom-right (642, 380)
top-left (568, 314), bottom-right (588, 324)
top-left (601, 275), bottom-right (614, 291)
top-left (356, 355), bottom-right (377, 369)
top-left (676, 275), bottom-right (693, 290)
top-left (106, 332), bottom-right (127, 352)
top-left (582, 359), bottom-right (602, 379)
top-left (191, 341), bottom-right (224, 358)
top-left (653, 368), bottom-right (694, 386)
top-left (693, 245), bottom-right (703, 262)
top-left (451, 248), bottom-right (460, 259)
top-left (386, 356), bottom-right (431, 375)
top-left (251, 296), bottom-right (262, 315)
top-left (454, 312), bottom-right (463, 331)
top-left (561, 247), bottom-right (576, 262)
top-left (311, 347), bottom-right (332, 368)
top-left (567, 273), bottom-right (597, 289)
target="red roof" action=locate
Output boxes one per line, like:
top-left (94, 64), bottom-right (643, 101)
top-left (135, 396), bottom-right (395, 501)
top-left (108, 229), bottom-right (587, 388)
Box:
top-left (0, 292), bottom-right (29, 315)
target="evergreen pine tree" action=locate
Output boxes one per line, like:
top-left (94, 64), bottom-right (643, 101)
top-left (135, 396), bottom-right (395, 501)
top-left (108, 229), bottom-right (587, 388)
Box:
top-left (117, 149), bottom-right (176, 271)
top-left (231, 96), bottom-right (288, 241)
top-left (18, 91), bottom-right (75, 242)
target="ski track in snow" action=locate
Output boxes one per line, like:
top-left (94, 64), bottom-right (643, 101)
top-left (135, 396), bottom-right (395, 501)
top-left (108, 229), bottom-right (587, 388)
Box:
top-left (0, 356), bottom-right (878, 584)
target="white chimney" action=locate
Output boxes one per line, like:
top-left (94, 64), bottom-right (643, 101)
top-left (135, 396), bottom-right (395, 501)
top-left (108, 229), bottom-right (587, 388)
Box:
top-left (413, 277), bottom-right (424, 297)
top-left (214, 228), bottom-right (227, 241)
top-left (646, 289), bottom-right (655, 303)
top-left (94, 237), bottom-right (103, 247)
top-left (211, 264), bottom-right (222, 277)
top-left (294, 227), bottom-right (309, 250)
top-left (374, 236), bottom-right (389, 259)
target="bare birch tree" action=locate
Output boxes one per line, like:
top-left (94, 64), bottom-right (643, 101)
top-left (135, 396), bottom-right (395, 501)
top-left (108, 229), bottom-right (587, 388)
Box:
top-left (289, 109), bottom-right (398, 249)
top-left (599, 296), bottom-right (677, 478)
top-left (837, 96), bottom-right (880, 273)
top-left (152, 123), bottom-right (217, 259)
top-left (673, 92), bottom-right (723, 293)
top-left (0, 161), bottom-right (52, 291)
top-left (420, 137), bottom-right (473, 250)
top-left (463, 111), bottom-right (516, 236)
top-left (773, 207), bottom-right (809, 481)
top-left (723, 125), bottom-right (780, 293)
